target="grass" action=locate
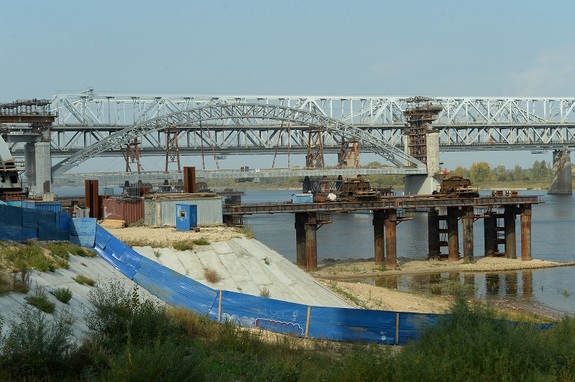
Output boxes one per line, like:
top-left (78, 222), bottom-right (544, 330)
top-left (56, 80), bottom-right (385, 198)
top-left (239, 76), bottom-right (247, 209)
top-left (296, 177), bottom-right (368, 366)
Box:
top-left (260, 287), bottom-right (270, 298)
top-left (73, 274), bottom-right (96, 286)
top-left (172, 239), bottom-right (196, 251)
top-left (25, 287), bottom-right (56, 313)
top-left (4, 283), bottom-right (575, 381)
top-left (51, 287), bottom-right (73, 304)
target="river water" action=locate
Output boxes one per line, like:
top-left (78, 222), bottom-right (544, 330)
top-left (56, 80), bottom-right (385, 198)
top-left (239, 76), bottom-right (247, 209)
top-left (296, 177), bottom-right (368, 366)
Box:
top-left (241, 189), bottom-right (575, 316)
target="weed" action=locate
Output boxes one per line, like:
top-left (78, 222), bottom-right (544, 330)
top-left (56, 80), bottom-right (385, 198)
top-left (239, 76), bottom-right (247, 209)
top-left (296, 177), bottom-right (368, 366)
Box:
top-left (73, 274), bottom-right (96, 286)
top-left (153, 249), bottom-right (161, 258)
top-left (263, 256), bottom-right (271, 265)
top-left (193, 237), bottom-right (210, 246)
top-left (172, 239), bottom-right (196, 251)
top-left (204, 268), bottom-right (221, 283)
top-left (129, 219), bottom-right (145, 227)
top-left (51, 287), bottom-right (73, 304)
top-left (0, 306), bottom-right (76, 380)
top-left (25, 287), bottom-right (56, 313)
top-left (260, 287), bottom-right (270, 298)
top-left (241, 225), bottom-right (255, 239)
top-left (328, 282), bottom-right (367, 308)
top-left (11, 268), bottom-right (31, 293)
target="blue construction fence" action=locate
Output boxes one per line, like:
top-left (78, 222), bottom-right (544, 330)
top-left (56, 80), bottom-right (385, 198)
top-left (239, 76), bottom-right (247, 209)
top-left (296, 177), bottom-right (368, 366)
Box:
top-left (92, 225), bottom-right (438, 345)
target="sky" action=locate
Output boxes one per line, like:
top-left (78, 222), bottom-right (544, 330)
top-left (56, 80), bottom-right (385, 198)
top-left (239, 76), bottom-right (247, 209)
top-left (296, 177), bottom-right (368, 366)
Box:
top-left (2, 0), bottom-right (575, 171)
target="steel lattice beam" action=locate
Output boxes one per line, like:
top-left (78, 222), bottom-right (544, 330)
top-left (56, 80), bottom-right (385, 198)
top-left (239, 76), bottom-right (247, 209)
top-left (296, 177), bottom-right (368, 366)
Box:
top-left (51, 103), bottom-right (425, 176)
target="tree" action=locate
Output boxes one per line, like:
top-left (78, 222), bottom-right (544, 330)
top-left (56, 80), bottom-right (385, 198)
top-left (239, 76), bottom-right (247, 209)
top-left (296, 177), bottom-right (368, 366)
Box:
top-left (492, 164), bottom-right (508, 182)
top-left (451, 166), bottom-right (467, 177)
top-left (469, 162), bottom-right (491, 183)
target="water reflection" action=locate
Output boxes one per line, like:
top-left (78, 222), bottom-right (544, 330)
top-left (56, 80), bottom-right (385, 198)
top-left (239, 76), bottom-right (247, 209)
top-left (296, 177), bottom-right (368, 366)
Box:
top-left (373, 270), bottom-right (535, 301)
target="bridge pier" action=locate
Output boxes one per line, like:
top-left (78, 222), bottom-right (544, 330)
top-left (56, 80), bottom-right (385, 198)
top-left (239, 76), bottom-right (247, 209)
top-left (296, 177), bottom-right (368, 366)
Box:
top-left (548, 149), bottom-right (572, 195)
top-left (373, 210), bottom-right (386, 265)
top-left (462, 207), bottom-right (474, 263)
top-left (295, 212), bottom-right (307, 268)
top-left (427, 208), bottom-right (440, 258)
top-left (483, 213), bottom-right (497, 257)
top-left (504, 205), bottom-right (517, 259)
top-left (447, 207), bottom-right (460, 261)
top-left (520, 205), bottom-right (532, 261)
top-left (384, 210), bottom-right (398, 269)
top-left (305, 212), bottom-right (318, 271)
top-left (25, 141), bottom-right (52, 196)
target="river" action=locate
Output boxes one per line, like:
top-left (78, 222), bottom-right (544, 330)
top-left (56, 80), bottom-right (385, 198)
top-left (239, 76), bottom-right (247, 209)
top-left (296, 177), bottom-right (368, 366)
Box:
top-left (241, 189), bottom-right (575, 316)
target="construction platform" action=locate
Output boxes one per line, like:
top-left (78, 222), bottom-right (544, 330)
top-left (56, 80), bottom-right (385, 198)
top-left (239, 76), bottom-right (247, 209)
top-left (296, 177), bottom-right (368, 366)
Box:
top-left (223, 194), bottom-right (541, 271)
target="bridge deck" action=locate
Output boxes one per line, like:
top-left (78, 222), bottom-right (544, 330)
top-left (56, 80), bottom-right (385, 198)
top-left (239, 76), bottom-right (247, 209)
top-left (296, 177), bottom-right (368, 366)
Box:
top-left (223, 195), bottom-right (541, 215)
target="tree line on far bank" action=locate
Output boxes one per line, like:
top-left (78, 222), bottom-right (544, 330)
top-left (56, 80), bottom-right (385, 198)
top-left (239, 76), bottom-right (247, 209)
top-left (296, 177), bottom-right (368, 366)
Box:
top-left (205, 160), bottom-right (556, 191)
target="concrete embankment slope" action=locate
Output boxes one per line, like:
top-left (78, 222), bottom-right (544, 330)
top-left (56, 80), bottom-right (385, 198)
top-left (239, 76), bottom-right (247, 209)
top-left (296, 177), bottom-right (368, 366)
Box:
top-left (0, 235), bottom-right (350, 343)
top-left (133, 237), bottom-right (351, 308)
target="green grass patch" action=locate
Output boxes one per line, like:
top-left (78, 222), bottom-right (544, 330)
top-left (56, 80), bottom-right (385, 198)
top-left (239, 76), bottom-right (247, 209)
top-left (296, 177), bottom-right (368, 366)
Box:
top-left (172, 239), bottom-right (196, 251)
top-left (193, 237), bottom-right (210, 246)
top-left (73, 274), bottom-right (96, 286)
top-left (51, 287), bottom-right (73, 304)
top-left (25, 287), bottom-right (55, 313)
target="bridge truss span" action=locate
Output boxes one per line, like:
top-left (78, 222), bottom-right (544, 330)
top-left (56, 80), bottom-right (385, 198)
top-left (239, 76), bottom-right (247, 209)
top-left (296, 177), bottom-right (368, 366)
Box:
top-left (51, 102), bottom-right (425, 176)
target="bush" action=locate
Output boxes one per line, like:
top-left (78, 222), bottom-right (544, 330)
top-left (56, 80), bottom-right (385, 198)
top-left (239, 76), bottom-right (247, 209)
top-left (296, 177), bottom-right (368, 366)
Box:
top-left (0, 307), bottom-right (76, 379)
top-left (86, 282), bottom-right (174, 348)
top-left (172, 239), bottom-right (195, 251)
top-left (51, 287), bottom-right (73, 304)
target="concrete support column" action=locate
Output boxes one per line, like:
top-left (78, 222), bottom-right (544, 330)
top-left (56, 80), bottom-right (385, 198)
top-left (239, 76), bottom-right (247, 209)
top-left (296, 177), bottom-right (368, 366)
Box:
top-left (447, 207), bottom-right (459, 261)
top-left (504, 206), bottom-right (517, 259)
top-left (24, 142), bottom-right (36, 191)
top-left (294, 212), bottom-right (307, 268)
top-left (520, 205), bottom-right (532, 261)
top-left (34, 141), bottom-right (51, 195)
top-left (484, 213), bottom-right (496, 257)
top-left (384, 209), bottom-right (397, 269)
top-left (548, 149), bottom-right (572, 195)
top-left (305, 212), bottom-right (318, 271)
top-left (462, 207), bottom-right (474, 263)
top-left (428, 208), bottom-right (440, 258)
top-left (373, 209), bottom-right (386, 265)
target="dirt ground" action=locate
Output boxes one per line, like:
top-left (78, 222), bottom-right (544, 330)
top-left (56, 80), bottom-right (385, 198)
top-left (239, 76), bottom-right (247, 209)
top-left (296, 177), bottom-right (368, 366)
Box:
top-left (106, 225), bottom-right (575, 320)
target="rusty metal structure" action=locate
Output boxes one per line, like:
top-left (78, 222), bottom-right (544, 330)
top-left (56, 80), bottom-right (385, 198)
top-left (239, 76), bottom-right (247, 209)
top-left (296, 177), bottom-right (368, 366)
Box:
top-left (165, 125), bottom-right (181, 173)
top-left (403, 97), bottom-right (443, 165)
top-left (224, 193), bottom-right (539, 271)
top-left (123, 138), bottom-right (143, 173)
top-left (305, 127), bottom-right (325, 169)
top-left (338, 138), bottom-right (360, 169)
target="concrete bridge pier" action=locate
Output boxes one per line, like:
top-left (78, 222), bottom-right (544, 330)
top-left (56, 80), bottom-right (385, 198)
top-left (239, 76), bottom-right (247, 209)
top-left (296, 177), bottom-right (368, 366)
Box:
top-left (24, 141), bottom-right (52, 196)
top-left (548, 149), bottom-right (572, 195)
top-left (404, 131), bottom-right (441, 195)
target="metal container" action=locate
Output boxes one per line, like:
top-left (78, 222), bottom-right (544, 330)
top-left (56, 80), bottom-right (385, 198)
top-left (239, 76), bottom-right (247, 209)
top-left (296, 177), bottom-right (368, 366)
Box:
top-left (144, 194), bottom-right (223, 227)
top-left (102, 198), bottom-right (144, 226)
top-left (33, 201), bottom-right (63, 212)
top-left (175, 204), bottom-right (197, 231)
top-left (291, 193), bottom-right (313, 204)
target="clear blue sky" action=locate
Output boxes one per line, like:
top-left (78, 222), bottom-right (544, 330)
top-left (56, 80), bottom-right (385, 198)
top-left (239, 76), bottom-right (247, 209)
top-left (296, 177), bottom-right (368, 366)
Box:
top-left (2, 0), bottom-right (574, 171)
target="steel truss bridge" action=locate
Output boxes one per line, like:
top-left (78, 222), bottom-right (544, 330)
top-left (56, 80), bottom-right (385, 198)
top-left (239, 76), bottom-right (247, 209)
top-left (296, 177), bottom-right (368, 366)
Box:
top-left (5, 90), bottom-right (575, 179)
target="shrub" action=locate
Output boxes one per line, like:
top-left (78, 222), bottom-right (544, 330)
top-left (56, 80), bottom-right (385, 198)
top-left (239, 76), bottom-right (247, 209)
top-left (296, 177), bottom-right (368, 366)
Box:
top-left (241, 225), bottom-right (255, 239)
top-left (51, 287), bottom-right (73, 304)
top-left (25, 287), bottom-right (56, 314)
top-left (47, 242), bottom-right (95, 258)
top-left (204, 268), bottom-right (221, 283)
top-left (73, 274), bottom-right (96, 286)
top-left (87, 282), bottom-right (174, 347)
top-left (260, 287), bottom-right (270, 298)
top-left (0, 306), bottom-right (75, 379)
